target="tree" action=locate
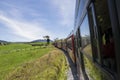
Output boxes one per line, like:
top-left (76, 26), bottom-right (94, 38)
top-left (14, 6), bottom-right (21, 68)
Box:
top-left (43, 35), bottom-right (50, 44)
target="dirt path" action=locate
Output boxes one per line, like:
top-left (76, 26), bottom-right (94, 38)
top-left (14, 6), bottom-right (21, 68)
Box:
top-left (62, 50), bottom-right (79, 80)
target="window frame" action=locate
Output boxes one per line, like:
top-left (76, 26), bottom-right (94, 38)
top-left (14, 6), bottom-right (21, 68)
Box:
top-left (87, 2), bottom-right (102, 63)
top-left (87, 0), bottom-right (118, 75)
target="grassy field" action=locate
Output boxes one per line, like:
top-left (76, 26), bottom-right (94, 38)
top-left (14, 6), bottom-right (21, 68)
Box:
top-left (0, 43), bottom-right (68, 80)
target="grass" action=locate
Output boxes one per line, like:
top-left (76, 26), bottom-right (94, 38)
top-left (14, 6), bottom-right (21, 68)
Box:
top-left (83, 44), bottom-right (92, 57)
top-left (5, 48), bottom-right (68, 80)
top-left (0, 43), bottom-right (31, 53)
top-left (0, 43), bottom-right (68, 80)
top-left (84, 55), bottom-right (102, 80)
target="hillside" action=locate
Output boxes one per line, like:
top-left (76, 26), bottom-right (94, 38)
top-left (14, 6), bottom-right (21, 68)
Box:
top-left (0, 40), bottom-right (7, 42)
top-left (31, 39), bottom-right (52, 43)
top-left (31, 39), bottom-right (47, 42)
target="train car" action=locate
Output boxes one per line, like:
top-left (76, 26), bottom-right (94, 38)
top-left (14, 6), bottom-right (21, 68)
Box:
top-left (61, 39), bottom-right (67, 51)
top-left (54, 39), bottom-right (63, 49)
top-left (66, 34), bottom-right (76, 63)
top-left (53, 40), bottom-right (58, 47)
top-left (53, 38), bottom-right (67, 50)
top-left (74, 0), bottom-right (120, 80)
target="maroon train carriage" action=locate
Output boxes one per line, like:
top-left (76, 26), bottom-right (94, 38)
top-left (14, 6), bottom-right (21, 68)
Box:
top-left (55, 39), bottom-right (62, 49)
top-left (53, 41), bottom-right (58, 47)
top-left (61, 39), bottom-right (67, 51)
top-left (66, 34), bottom-right (76, 63)
top-left (53, 35), bottom-right (76, 63)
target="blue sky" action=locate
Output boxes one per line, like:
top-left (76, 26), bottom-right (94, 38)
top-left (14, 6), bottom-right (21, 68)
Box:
top-left (0, 0), bottom-right (76, 42)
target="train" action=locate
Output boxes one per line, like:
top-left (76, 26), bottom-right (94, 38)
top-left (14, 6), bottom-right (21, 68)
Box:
top-left (54, 0), bottom-right (120, 80)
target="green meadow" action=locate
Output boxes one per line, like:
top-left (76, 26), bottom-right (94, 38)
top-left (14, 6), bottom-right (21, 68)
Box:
top-left (0, 43), bottom-right (68, 80)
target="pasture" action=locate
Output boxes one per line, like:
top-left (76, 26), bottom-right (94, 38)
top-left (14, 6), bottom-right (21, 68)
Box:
top-left (0, 43), bottom-right (68, 80)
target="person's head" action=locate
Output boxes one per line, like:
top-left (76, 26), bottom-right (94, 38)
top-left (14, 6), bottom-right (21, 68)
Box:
top-left (105, 28), bottom-right (113, 44)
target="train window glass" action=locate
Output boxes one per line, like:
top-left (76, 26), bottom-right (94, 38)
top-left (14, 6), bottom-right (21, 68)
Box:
top-left (75, 0), bottom-right (80, 19)
top-left (88, 4), bottom-right (99, 62)
top-left (94, 0), bottom-right (117, 71)
top-left (80, 15), bottom-right (92, 57)
top-left (78, 0), bottom-right (87, 19)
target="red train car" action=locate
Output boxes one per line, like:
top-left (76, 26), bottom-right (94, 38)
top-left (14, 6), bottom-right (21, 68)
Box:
top-left (66, 34), bottom-right (76, 63)
top-left (61, 39), bottom-right (67, 51)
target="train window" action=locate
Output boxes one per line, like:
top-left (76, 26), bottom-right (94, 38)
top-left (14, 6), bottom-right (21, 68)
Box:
top-left (94, 0), bottom-right (117, 71)
top-left (80, 15), bottom-right (92, 58)
top-left (78, 0), bottom-right (88, 20)
top-left (88, 3), bottom-right (100, 62)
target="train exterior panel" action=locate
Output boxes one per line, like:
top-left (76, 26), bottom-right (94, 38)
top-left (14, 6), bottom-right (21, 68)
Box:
top-left (61, 39), bottom-right (67, 51)
top-left (66, 35), bottom-right (76, 63)
top-left (56, 40), bottom-right (62, 49)
top-left (54, 0), bottom-right (120, 79)
top-left (74, 0), bottom-right (120, 80)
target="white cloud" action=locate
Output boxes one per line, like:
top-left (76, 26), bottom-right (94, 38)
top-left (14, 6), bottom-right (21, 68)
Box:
top-left (0, 13), bottom-right (54, 41)
top-left (0, 1), bottom-right (42, 21)
top-left (0, 0), bottom-right (76, 41)
top-left (50, 0), bottom-right (76, 27)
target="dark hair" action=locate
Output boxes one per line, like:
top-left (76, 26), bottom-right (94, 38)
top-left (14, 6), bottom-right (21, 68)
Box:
top-left (105, 28), bottom-right (113, 44)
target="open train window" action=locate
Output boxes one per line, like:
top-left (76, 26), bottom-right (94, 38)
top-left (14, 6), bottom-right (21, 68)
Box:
top-left (93, 0), bottom-right (117, 72)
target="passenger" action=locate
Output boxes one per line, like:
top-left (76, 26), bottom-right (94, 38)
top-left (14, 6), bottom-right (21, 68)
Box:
top-left (102, 28), bottom-right (115, 70)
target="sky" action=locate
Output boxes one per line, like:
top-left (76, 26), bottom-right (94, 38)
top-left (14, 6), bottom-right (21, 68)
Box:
top-left (0, 0), bottom-right (76, 42)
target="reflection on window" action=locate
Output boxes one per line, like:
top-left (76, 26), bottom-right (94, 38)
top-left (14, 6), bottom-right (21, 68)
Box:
top-left (88, 5), bottom-right (99, 61)
top-left (80, 15), bottom-right (92, 56)
top-left (95, 0), bottom-right (116, 72)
